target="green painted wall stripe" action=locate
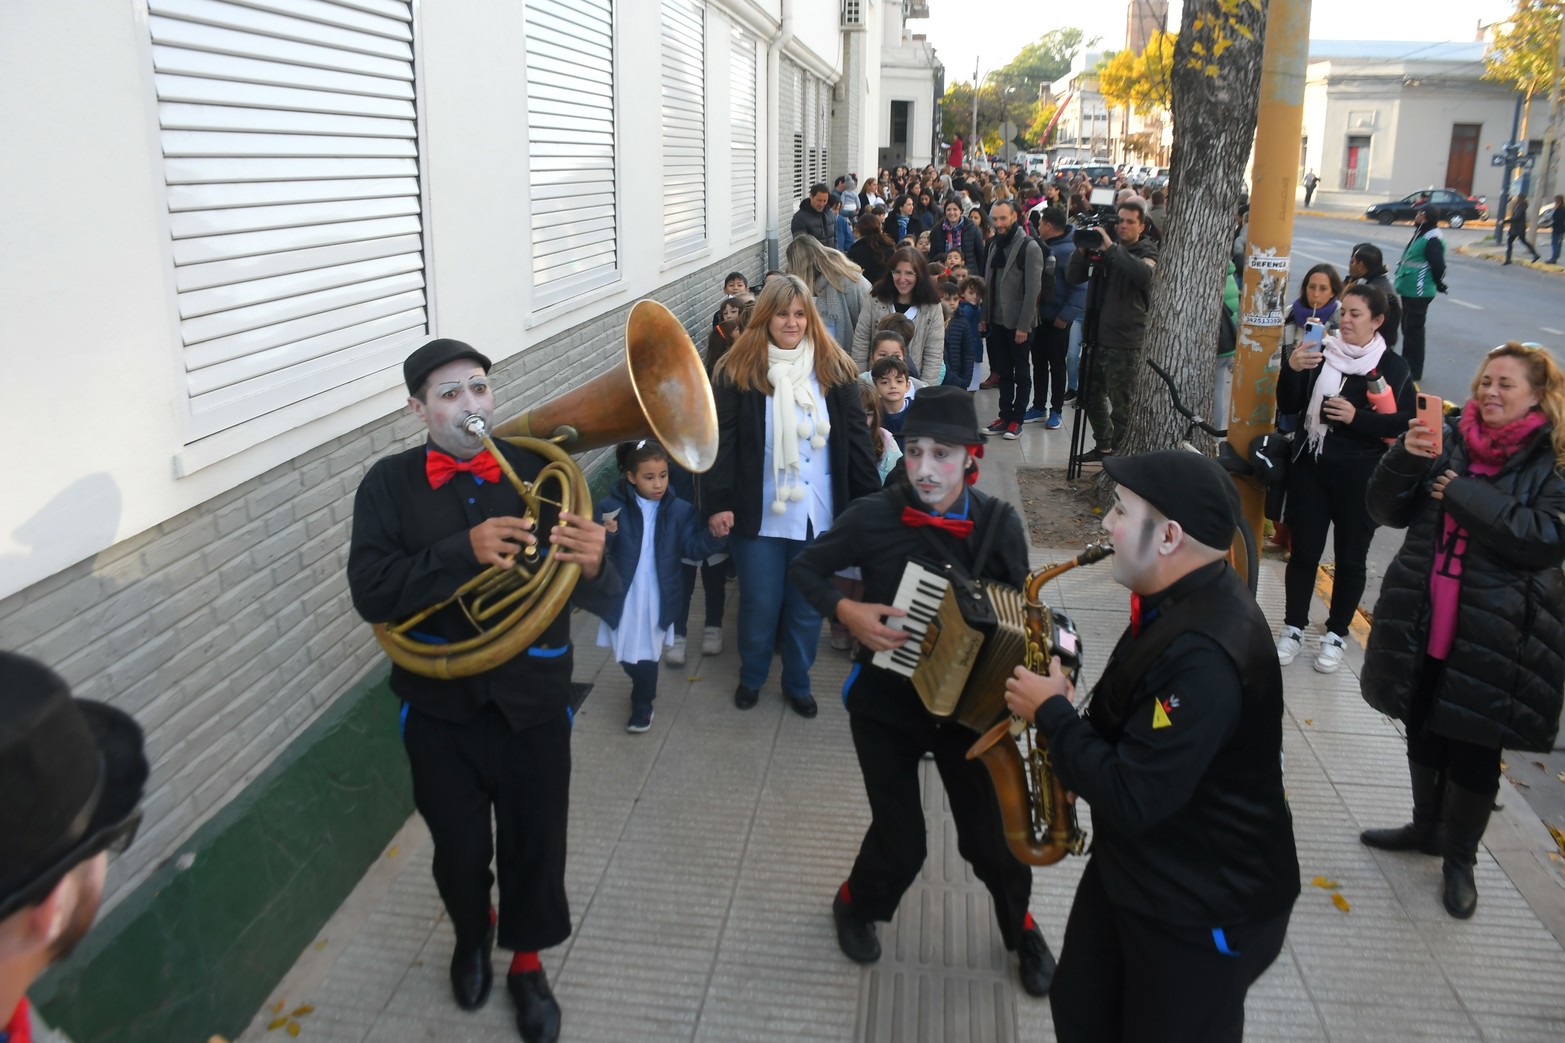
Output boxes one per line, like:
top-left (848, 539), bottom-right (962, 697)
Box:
top-left (32, 666), bottom-right (412, 1043)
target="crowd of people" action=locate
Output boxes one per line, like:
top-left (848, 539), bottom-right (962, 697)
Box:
top-left (7, 155), bottom-right (1562, 1043)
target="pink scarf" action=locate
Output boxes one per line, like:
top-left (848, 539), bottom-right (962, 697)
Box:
top-left (1457, 402), bottom-right (1549, 470)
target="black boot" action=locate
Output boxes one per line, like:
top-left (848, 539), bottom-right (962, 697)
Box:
top-left (1016, 925), bottom-right (1056, 997)
top-left (832, 890), bottom-right (881, 964)
top-left (1360, 762), bottom-right (1444, 854)
top-left (507, 968), bottom-right (562, 1043)
top-left (1439, 783), bottom-right (1494, 920)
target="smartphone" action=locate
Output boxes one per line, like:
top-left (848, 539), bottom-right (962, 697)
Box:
top-left (1301, 320), bottom-right (1325, 349)
top-left (1415, 394), bottom-right (1443, 456)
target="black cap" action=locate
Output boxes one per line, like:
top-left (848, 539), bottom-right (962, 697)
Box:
top-left (403, 339), bottom-right (491, 395)
top-left (0, 653), bottom-right (148, 919)
top-left (902, 385), bottom-right (987, 445)
top-left (1102, 450), bottom-right (1239, 551)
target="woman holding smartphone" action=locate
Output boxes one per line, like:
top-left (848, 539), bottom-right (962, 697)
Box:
top-left (1274, 282), bottom-right (1415, 673)
top-left (1358, 343), bottom-right (1565, 919)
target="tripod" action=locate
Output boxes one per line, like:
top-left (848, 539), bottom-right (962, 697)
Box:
top-left (1065, 254), bottom-right (1109, 481)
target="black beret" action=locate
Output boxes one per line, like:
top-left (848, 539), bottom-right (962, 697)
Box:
top-left (403, 339), bottom-right (491, 395)
top-left (1103, 450), bottom-right (1239, 551)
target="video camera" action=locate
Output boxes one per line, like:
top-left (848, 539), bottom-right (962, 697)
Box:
top-left (1072, 187), bottom-right (1121, 251)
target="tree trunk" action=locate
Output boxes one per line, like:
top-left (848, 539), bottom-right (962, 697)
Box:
top-left (1092, 0), bottom-right (1268, 502)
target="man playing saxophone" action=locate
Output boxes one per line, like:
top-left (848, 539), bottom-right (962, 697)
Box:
top-left (788, 385), bottom-right (1057, 998)
top-left (347, 339), bottom-right (619, 1043)
top-left (1004, 451), bottom-right (1299, 1043)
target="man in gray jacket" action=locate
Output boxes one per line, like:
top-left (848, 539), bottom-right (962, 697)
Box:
top-left (790, 183), bottom-right (834, 246)
top-left (981, 200), bottom-right (1046, 439)
top-left (1067, 199), bottom-right (1159, 461)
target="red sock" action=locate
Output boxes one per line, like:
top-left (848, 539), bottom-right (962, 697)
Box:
top-left (489, 907), bottom-right (497, 927)
top-left (1023, 911), bottom-right (1036, 932)
top-left (510, 951), bottom-right (542, 975)
top-left (839, 882), bottom-right (853, 905)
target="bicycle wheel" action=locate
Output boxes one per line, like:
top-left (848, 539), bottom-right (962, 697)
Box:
top-left (1229, 515), bottom-right (1259, 595)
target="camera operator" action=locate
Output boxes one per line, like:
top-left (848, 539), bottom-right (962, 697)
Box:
top-left (1068, 198), bottom-right (1159, 462)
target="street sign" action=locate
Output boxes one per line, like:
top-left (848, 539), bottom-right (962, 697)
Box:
top-left (1521, 156), bottom-right (1536, 170)
top-left (1491, 155), bottom-right (1506, 167)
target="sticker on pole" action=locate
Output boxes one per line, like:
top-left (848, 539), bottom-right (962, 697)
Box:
top-left (1243, 254), bottom-right (1290, 327)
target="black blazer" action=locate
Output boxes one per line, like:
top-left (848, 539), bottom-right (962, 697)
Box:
top-left (705, 375), bottom-right (881, 539)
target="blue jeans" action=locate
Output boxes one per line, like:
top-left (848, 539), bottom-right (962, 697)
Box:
top-left (728, 533), bottom-right (822, 696)
top-left (1066, 319), bottom-right (1083, 391)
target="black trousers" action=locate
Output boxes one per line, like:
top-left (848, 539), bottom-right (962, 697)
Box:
top-left (1031, 321), bottom-right (1070, 413)
top-left (846, 712), bottom-right (1033, 949)
top-left (1284, 451), bottom-right (1379, 635)
top-left (1405, 656), bottom-right (1504, 796)
top-left (676, 558), bottom-right (728, 636)
top-left (622, 659), bottom-right (658, 711)
top-left (987, 325), bottom-right (1033, 422)
top-left (1506, 228), bottom-right (1540, 262)
top-left (403, 703), bottom-right (572, 953)
top-left (1052, 859), bottom-right (1292, 1043)
top-left (1400, 296), bottom-right (1430, 381)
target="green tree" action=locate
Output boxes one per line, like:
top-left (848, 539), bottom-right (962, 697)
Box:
top-left (992, 28), bottom-right (1091, 87)
top-left (1484, 0), bottom-right (1564, 104)
top-left (942, 28), bottom-right (1096, 145)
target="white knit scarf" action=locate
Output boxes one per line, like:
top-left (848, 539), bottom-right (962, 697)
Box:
top-left (767, 338), bottom-right (831, 513)
top-left (1303, 332), bottom-right (1386, 458)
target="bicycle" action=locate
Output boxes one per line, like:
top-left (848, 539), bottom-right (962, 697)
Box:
top-left (1143, 358), bottom-right (1260, 595)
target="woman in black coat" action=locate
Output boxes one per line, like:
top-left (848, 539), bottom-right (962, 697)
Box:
top-left (1359, 342), bottom-right (1565, 919)
top-left (705, 275), bottom-right (880, 717)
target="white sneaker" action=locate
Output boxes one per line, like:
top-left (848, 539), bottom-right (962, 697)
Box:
top-left (701, 626), bottom-right (724, 656)
top-left (665, 636), bottom-right (686, 666)
top-left (1276, 626), bottom-right (1304, 666)
top-left (1315, 632), bottom-right (1346, 673)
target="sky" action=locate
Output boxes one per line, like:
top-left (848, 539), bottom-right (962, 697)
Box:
top-left (908, 0), bottom-right (1519, 87)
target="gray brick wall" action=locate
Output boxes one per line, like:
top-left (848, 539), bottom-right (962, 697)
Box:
top-left (0, 245), bottom-right (763, 911)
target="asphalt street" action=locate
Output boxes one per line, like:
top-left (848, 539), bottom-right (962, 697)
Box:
top-left (1287, 213), bottom-right (1565, 829)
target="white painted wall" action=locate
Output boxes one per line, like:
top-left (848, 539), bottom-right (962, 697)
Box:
top-left (0, 0), bottom-right (851, 601)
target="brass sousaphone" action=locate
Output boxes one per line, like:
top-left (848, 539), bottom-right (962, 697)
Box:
top-left (374, 300), bottom-right (719, 679)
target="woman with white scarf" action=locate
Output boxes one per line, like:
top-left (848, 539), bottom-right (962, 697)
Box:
top-left (1275, 283), bottom-right (1415, 673)
top-left (706, 276), bottom-right (880, 717)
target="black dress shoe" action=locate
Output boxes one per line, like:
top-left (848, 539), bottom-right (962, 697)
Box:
top-left (734, 683), bottom-right (760, 709)
top-left (832, 892), bottom-right (881, 964)
top-left (507, 969), bottom-right (562, 1043)
top-left (1017, 925), bottom-right (1056, 997)
top-left (786, 692), bottom-right (818, 718)
top-left (449, 925), bottom-right (495, 1011)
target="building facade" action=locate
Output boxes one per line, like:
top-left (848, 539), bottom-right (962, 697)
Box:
top-left (876, 1), bottom-right (943, 170)
top-left (2, 2), bottom-right (855, 1039)
top-left (1302, 42), bottom-right (1525, 209)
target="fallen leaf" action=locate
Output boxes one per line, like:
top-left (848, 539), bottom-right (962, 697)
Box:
top-left (287, 1021), bottom-right (301, 1038)
top-left (267, 1017), bottom-right (288, 1031)
top-left (1557, 772), bottom-right (1565, 783)
top-left (1501, 759), bottom-right (1509, 772)
top-left (313, 939), bottom-right (328, 951)
top-left (1511, 778), bottom-right (1531, 789)
top-left (291, 1006), bottom-right (314, 1018)
top-left (1547, 823), bottom-right (1565, 855)
top-left (1331, 893), bottom-right (1351, 913)
top-left (386, 845), bottom-right (399, 859)
top-left (1311, 876), bottom-right (1340, 889)
top-left (1304, 718), bottom-right (1313, 726)
top-left (272, 1000), bottom-right (285, 1014)
top-left (686, 675), bottom-right (702, 682)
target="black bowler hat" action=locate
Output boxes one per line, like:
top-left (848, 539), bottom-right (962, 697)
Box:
top-left (1103, 450), bottom-right (1240, 551)
top-left (902, 385), bottom-right (987, 445)
top-left (403, 339), bottom-right (492, 395)
top-left (0, 653), bottom-right (148, 920)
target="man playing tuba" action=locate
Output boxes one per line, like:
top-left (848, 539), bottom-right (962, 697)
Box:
top-left (788, 385), bottom-right (1058, 998)
top-left (1004, 451), bottom-right (1300, 1043)
top-left (347, 339), bottom-right (619, 1043)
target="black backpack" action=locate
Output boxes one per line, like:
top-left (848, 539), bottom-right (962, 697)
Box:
top-left (1034, 236), bottom-right (1058, 315)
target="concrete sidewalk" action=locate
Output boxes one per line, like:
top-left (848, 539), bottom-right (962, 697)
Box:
top-left (1454, 238), bottom-right (1565, 277)
top-left (240, 397), bottom-right (1565, 1043)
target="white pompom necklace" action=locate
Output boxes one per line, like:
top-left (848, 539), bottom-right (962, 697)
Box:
top-left (767, 337), bottom-right (831, 513)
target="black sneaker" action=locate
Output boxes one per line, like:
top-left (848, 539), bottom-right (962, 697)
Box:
top-left (734, 683), bottom-right (760, 709)
top-left (1017, 926), bottom-right (1056, 997)
top-left (626, 705), bottom-right (654, 733)
top-left (1062, 389), bottom-right (1077, 403)
top-left (1076, 446), bottom-right (1113, 464)
top-left (985, 418), bottom-right (1007, 434)
top-left (832, 892), bottom-right (881, 964)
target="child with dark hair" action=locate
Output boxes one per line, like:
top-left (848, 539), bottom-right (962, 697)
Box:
top-left (939, 280), bottom-right (961, 320)
top-left (713, 273), bottom-right (751, 331)
top-left (827, 383), bottom-right (905, 653)
top-left (596, 440), bottom-right (725, 732)
top-left (943, 276), bottom-right (983, 390)
top-left (872, 355), bottom-right (913, 448)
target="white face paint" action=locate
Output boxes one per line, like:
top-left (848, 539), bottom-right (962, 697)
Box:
top-left (409, 359), bottom-right (494, 459)
top-left (904, 437), bottom-right (970, 513)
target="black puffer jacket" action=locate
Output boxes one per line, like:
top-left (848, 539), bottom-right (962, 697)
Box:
top-left (1362, 419), bottom-right (1565, 752)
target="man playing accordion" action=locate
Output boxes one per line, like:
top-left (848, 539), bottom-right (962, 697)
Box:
top-left (788, 385), bottom-right (1057, 998)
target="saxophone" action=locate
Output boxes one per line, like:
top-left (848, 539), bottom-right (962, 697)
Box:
top-left (965, 544), bottom-right (1112, 866)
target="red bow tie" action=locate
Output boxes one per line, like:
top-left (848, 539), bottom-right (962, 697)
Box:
top-left (426, 448), bottom-right (502, 489)
top-left (900, 506), bottom-right (974, 538)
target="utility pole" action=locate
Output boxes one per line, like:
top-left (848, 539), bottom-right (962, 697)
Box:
top-left (1494, 95), bottom-right (1525, 246)
top-left (970, 57), bottom-right (980, 154)
top-left (1231, 0), bottom-right (1312, 543)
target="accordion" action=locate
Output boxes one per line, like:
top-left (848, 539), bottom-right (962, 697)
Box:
top-left (872, 560), bottom-right (1074, 734)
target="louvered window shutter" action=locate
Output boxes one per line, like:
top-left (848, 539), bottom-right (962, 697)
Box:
top-left (524, 0), bottom-right (618, 304)
top-left (729, 28), bottom-right (758, 234)
top-left (661, 0), bottom-right (705, 256)
top-left (149, 0), bottom-right (425, 441)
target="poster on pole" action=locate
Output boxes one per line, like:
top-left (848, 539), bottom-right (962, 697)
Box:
top-left (1242, 254), bottom-right (1290, 327)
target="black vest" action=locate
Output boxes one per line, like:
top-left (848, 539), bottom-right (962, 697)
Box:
top-left (1084, 564), bottom-right (1301, 925)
